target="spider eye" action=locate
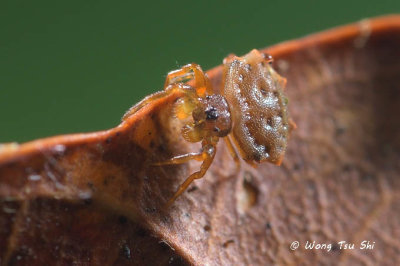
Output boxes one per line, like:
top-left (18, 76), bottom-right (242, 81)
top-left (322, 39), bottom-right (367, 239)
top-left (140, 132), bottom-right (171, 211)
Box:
top-left (205, 107), bottom-right (218, 120)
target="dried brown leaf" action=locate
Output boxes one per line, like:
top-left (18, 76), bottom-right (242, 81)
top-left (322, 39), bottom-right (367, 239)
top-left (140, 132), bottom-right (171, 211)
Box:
top-left (1, 15), bottom-right (400, 265)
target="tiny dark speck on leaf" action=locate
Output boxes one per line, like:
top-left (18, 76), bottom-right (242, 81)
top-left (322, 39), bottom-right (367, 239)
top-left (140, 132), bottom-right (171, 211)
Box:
top-left (187, 186), bottom-right (198, 193)
top-left (293, 162), bottom-right (302, 170)
top-left (87, 182), bottom-right (95, 190)
top-left (136, 228), bottom-right (147, 237)
top-left (362, 174), bottom-right (375, 181)
top-left (83, 198), bottom-right (92, 205)
top-left (336, 126), bottom-right (346, 136)
top-left (342, 164), bottom-right (353, 172)
top-left (222, 239), bottom-right (235, 248)
top-left (265, 222), bottom-right (272, 230)
top-left (145, 207), bottom-right (156, 213)
top-left (118, 216), bottom-right (128, 224)
top-left (158, 144), bottom-right (167, 153)
top-left (150, 141), bottom-right (155, 148)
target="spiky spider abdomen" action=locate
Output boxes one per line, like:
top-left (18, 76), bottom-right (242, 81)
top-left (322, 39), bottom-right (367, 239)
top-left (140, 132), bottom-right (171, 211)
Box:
top-left (223, 50), bottom-right (290, 165)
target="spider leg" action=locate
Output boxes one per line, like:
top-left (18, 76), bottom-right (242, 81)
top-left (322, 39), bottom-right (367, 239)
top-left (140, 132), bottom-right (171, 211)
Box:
top-left (122, 91), bottom-right (170, 120)
top-left (123, 63), bottom-right (212, 120)
top-left (224, 136), bottom-right (240, 169)
top-left (153, 152), bottom-right (205, 166)
top-left (164, 63), bottom-right (213, 96)
top-left (122, 83), bottom-right (196, 120)
top-left (166, 143), bottom-right (216, 207)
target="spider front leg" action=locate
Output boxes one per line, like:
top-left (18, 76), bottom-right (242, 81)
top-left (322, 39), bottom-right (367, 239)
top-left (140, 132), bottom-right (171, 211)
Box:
top-left (165, 142), bottom-right (217, 207)
top-left (122, 63), bottom-right (211, 120)
top-left (122, 83), bottom-right (196, 120)
top-left (164, 63), bottom-right (212, 97)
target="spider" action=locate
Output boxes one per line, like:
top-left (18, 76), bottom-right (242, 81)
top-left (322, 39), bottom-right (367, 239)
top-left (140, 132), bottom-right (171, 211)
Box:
top-left (123, 49), bottom-right (294, 206)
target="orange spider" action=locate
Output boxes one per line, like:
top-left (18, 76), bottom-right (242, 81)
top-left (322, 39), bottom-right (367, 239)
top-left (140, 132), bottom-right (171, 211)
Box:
top-left (123, 49), bottom-right (294, 206)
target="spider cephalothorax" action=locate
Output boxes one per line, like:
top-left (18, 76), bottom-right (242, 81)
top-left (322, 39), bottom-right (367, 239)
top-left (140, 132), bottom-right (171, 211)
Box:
top-left (179, 94), bottom-right (232, 142)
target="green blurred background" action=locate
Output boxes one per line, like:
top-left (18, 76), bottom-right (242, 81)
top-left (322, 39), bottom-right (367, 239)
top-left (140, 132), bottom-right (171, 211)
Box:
top-left (1, 1), bottom-right (399, 142)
